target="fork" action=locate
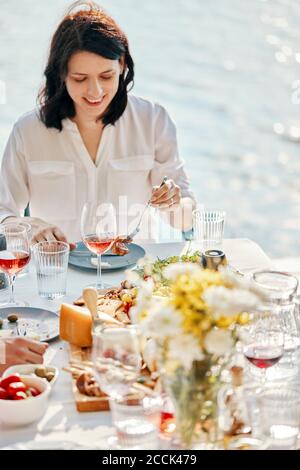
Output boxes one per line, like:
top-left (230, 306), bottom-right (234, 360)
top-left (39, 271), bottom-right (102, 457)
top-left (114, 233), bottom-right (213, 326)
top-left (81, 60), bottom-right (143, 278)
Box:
top-left (127, 176), bottom-right (168, 240)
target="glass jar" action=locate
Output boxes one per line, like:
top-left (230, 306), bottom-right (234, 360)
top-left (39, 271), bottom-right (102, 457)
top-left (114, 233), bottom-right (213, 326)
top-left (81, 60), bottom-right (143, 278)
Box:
top-left (252, 270), bottom-right (300, 379)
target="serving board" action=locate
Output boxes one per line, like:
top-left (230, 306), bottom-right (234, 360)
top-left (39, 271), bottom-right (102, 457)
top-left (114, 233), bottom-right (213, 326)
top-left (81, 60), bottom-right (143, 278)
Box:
top-left (68, 344), bottom-right (110, 413)
top-left (67, 344), bottom-right (157, 413)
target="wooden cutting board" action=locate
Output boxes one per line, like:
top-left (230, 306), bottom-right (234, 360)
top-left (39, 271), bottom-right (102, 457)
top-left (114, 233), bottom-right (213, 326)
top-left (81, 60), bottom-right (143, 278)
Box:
top-left (68, 344), bottom-right (110, 413)
top-left (67, 344), bottom-right (158, 413)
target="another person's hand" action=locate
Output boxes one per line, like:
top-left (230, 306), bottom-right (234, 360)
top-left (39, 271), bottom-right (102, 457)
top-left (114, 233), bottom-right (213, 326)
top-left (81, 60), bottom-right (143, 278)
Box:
top-left (150, 179), bottom-right (181, 210)
top-left (0, 338), bottom-right (48, 375)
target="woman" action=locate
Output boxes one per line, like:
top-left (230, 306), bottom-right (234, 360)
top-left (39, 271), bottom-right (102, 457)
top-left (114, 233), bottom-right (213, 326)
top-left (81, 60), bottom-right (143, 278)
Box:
top-left (0, 2), bottom-right (195, 244)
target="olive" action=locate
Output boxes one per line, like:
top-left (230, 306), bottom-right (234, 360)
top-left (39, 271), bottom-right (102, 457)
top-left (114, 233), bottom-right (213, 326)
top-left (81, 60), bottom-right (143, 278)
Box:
top-left (45, 372), bottom-right (55, 382)
top-left (34, 366), bottom-right (47, 378)
top-left (7, 314), bottom-right (18, 323)
top-left (0, 318), bottom-right (3, 329)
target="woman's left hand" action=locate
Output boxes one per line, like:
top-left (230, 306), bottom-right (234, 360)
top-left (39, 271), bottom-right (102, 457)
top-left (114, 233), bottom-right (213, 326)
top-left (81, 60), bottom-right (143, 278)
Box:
top-left (150, 179), bottom-right (181, 210)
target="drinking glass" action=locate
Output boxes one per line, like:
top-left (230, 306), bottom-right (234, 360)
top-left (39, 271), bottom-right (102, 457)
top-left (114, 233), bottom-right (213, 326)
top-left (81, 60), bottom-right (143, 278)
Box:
top-left (81, 202), bottom-right (117, 290)
top-left (252, 271), bottom-right (300, 374)
top-left (192, 210), bottom-right (225, 251)
top-left (92, 325), bottom-right (141, 399)
top-left (32, 241), bottom-right (69, 300)
top-left (256, 388), bottom-right (300, 450)
top-left (240, 314), bottom-right (284, 384)
top-left (109, 392), bottom-right (162, 449)
top-left (0, 223), bottom-right (30, 307)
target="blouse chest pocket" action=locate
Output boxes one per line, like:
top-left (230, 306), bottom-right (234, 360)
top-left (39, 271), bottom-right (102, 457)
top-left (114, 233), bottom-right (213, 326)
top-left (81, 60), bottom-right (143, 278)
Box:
top-left (107, 156), bottom-right (154, 204)
top-left (27, 161), bottom-right (76, 220)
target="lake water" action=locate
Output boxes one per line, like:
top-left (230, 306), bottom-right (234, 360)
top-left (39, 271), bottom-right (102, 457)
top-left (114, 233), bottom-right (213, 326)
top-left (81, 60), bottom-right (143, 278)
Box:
top-left (1, 0), bottom-right (300, 257)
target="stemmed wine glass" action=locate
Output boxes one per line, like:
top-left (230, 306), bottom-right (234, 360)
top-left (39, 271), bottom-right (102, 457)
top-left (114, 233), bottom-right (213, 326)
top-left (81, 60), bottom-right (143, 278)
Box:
top-left (0, 223), bottom-right (31, 307)
top-left (240, 313), bottom-right (284, 384)
top-left (81, 202), bottom-right (117, 290)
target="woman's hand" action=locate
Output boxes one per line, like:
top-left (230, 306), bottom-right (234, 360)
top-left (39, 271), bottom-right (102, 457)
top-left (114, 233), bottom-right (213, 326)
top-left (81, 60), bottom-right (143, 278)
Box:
top-left (0, 338), bottom-right (48, 375)
top-left (150, 179), bottom-right (181, 210)
top-left (30, 218), bottom-right (70, 245)
top-left (4, 216), bottom-right (76, 249)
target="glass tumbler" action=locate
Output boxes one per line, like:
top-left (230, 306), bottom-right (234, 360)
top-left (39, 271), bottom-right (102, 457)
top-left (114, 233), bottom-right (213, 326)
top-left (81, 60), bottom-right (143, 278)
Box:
top-left (192, 210), bottom-right (226, 251)
top-left (32, 241), bottom-right (69, 300)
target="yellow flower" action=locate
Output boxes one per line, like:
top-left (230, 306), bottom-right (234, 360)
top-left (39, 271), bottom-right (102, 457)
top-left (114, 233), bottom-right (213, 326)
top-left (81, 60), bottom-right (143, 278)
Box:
top-left (215, 315), bottom-right (237, 329)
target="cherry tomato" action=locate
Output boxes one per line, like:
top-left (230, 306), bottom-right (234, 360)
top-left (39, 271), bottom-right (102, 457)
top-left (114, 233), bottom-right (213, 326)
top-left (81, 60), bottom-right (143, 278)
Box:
top-left (0, 387), bottom-right (7, 399)
top-left (0, 374), bottom-right (21, 390)
top-left (13, 391), bottom-right (27, 400)
top-left (6, 381), bottom-right (27, 398)
top-left (28, 386), bottom-right (41, 397)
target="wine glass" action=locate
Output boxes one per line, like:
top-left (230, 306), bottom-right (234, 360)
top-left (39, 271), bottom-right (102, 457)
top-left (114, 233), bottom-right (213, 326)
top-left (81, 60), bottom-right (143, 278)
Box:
top-left (0, 223), bottom-right (31, 307)
top-left (240, 314), bottom-right (284, 384)
top-left (81, 202), bottom-right (117, 290)
top-left (92, 325), bottom-right (142, 399)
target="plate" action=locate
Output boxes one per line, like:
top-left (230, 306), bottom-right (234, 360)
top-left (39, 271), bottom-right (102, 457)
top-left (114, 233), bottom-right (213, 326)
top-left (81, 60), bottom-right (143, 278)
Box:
top-left (69, 242), bottom-right (146, 271)
top-left (0, 307), bottom-right (59, 342)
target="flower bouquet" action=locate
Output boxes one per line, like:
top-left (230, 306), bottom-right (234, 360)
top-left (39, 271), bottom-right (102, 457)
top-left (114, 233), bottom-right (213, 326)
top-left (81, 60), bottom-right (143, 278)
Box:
top-left (129, 260), bottom-right (265, 449)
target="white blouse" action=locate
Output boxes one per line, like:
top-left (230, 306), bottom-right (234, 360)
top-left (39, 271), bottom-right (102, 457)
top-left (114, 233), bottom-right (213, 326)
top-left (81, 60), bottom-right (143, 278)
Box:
top-left (0, 95), bottom-right (194, 242)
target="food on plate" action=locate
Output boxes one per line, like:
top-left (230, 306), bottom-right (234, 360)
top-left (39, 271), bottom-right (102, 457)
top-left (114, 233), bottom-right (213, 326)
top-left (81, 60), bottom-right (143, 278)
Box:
top-left (60, 304), bottom-right (93, 348)
top-left (136, 252), bottom-right (202, 295)
top-left (111, 235), bottom-right (132, 256)
top-left (7, 313), bottom-right (18, 323)
top-left (73, 280), bottom-right (137, 323)
top-left (0, 374), bottom-right (41, 400)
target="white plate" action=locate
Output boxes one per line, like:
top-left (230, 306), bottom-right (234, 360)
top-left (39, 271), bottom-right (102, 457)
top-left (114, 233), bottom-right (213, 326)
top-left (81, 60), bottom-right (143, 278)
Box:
top-left (2, 364), bottom-right (59, 389)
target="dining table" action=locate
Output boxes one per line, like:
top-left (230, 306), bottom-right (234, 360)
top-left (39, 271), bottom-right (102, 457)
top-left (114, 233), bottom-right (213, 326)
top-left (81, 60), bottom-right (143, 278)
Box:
top-left (0, 238), bottom-right (280, 449)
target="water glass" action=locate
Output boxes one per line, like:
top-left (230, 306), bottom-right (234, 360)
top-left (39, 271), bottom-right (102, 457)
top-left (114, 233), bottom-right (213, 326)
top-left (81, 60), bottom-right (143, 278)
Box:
top-left (32, 241), bottom-right (69, 300)
top-left (109, 392), bottom-right (162, 449)
top-left (252, 271), bottom-right (300, 378)
top-left (92, 325), bottom-right (141, 399)
top-left (256, 388), bottom-right (300, 450)
top-left (192, 210), bottom-right (226, 250)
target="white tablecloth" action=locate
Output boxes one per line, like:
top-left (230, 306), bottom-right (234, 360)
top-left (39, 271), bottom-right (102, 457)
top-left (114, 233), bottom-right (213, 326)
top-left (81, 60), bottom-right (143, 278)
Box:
top-left (0, 239), bottom-right (273, 449)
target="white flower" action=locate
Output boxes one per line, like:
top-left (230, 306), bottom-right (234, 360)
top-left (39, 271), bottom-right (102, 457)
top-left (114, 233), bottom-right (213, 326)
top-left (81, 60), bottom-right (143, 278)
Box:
top-left (142, 338), bottom-right (157, 372)
top-left (168, 334), bottom-right (204, 370)
top-left (125, 269), bottom-right (140, 284)
top-left (141, 305), bottom-right (182, 339)
top-left (203, 286), bottom-right (259, 318)
top-left (220, 268), bottom-right (268, 301)
top-left (163, 262), bottom-right (200, 281)
top-left (204, 329), bottom-right (234, 355)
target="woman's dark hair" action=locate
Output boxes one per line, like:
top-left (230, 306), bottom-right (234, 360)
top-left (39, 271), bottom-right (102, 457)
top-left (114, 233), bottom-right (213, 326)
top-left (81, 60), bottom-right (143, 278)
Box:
top-left (38, 1), bottom-right (134, 130)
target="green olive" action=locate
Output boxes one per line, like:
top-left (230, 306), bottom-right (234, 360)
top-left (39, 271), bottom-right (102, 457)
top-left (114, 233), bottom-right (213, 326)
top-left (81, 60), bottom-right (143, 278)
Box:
top-left (7, 314), bottom-right (18, 323)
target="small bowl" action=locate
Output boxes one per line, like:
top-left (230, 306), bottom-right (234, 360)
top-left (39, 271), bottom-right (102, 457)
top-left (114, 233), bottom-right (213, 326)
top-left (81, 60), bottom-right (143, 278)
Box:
top-left (0, 375), bottom-right (50, 427)
top-left (2, 364), bottom-right (59, 389)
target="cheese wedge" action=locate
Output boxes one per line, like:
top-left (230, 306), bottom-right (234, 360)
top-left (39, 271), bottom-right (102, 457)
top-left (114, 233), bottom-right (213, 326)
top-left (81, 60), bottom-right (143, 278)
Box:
top-left (60, 303), bottom-right (92, 347)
